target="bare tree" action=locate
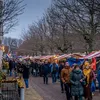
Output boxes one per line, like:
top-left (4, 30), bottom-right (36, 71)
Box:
top-left (21, 0), bottom-right (100, 55)
top-left (21, 5), bottom-right (74, 55)
top-left (0, 0), bottom-right (25, 35)
top-left (45, 5), bottom-right (72, 53)
top-left (53, 0), bottom-right (100, 52)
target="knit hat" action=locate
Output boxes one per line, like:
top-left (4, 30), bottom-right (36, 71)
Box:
top-left (84, 61), bottom-right (90, 67)
top-left (65, 62), bottom-right (69, 66)
top-left (22, 60), bottom-right (27, 65)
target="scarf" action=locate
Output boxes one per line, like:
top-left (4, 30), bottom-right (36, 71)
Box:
top-left (83, 68), bottom-right (91, 84)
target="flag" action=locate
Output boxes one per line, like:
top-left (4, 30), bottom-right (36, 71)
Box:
top-left (91, 58), bottom-right (96, 71)
top-left (67, 57), bottom-right (84, 67)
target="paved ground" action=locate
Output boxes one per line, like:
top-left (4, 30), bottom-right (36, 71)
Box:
top-left (25, 87), bottom-right (43, 100)
top-left (30, 77), bottom-right (66, 100)
top-left (29, 77), bottom-right (100, 100)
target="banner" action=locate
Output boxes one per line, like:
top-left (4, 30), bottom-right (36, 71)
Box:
top-left (67, 57), bottom-right (84, 67)
top-left (91, 58), bottom-right (96, 71)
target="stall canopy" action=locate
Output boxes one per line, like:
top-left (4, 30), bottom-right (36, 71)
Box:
top-left (33, 56), bottom-right (41, 59)
top-left (40, 55), bottom-right (54, 60)
top-left (71, 53), bottom-right (85, 58)
top-left (80, 51), bottom-right (100, 59)
top-left (56, 54), bottom-right (71, 60)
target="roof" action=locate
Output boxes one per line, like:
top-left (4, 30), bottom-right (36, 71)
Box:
top-left (80, 51), bottom-right (100, 59)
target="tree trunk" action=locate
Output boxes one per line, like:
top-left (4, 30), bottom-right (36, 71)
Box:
top-left (88, 41), bottom-right (93, 53)
top-left (50, 47), bottom-right (53, 54)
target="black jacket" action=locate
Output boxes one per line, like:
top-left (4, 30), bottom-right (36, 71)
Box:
top-left (22, 64), bottom-right (29, 79)
top-left (43, 64), bottom-right (49, 75)
top-left (17, 63), bottom-right (23, 73)
top-left (30, 62), bottom-right (35, 69)
top-left (9, 60), bottom-right (13, 70)
top-left (59, 65), bottom-right (64, 76)
top-left (34, 63), bottom-right (38, 71)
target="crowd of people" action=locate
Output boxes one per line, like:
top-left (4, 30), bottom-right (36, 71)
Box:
top-left (59, 61), bottom-right (100, 100)
top-left (2, 58), bottom-right (100, 100)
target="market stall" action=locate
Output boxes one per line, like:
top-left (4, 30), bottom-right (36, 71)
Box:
top-left (40, 55), bottom-right (54, 60)
top-left (33, 56), bottom-right (41, 60)
top-left (80, 51), bottom-right (100, 59)
top-left (55, 54), bottom-right (71, 61)
top-left (40, 55), bottom-right (57, 63)
top-left (70, 51), bottom-right (100, 70)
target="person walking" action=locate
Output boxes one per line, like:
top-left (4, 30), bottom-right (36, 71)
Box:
top-left (17, 60), bottom-right (23, 77)
top-left (30, 60), bottom-right (35, 75)
top-left (38, 61), bottom-right (43, 77)
top-left (83, 61), bottom-right (93, 100)
top-left (22, 60), bottom-right (30, 88)
top-left (50, 62), bottom-right (59, 83)
top-left (43, 61), bottom-right (49, 84)
top-left (34, 61), bottom-right (39, 77)
top-left (61, 62), bottom-right (72, 100)
top-left (59, 61), bottom-right (65, 93)
top-left (91, 70), bottom-right (96, 96)
top-left (39, 61), bottom-right (44, 77)
top-left (70, 64), bottom-right (85, 100)
top-left (97, 67), bottom-right (100, 93)
top-left (9, 59), bottom-right (14, 76)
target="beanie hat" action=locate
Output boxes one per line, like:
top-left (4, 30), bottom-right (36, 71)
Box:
top-left (65, 62), bottom-right (69, 66)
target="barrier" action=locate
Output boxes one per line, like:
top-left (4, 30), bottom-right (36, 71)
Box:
top-left (0, 80), bottom-right (24, 100)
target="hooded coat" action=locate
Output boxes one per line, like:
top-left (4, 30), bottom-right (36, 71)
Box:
top-left (70, 69), bottom-right (84, 96)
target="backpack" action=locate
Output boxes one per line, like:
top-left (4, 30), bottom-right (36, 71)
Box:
top-left (52, 64), bottom-right (57, 73)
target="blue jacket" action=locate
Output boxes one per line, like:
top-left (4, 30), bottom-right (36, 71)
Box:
top-left (97, 70), bottom-right (100, 83)
top-left (50, 63), bottom-right (59, 73)
top-left (43, 64), bottom-right (49, 75)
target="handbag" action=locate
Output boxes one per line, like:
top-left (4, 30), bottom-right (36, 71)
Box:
top-left (81, 80), bottom-right (86, 86)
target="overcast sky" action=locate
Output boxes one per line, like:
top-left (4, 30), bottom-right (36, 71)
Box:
top-left (4, 0), bottom-right (51, 39)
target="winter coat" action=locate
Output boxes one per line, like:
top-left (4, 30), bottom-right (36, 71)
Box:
top-left (30, 62), bottom-right (35, 69)
top-left (61, 67), bottom-right (72, 83)
top-left (97, 69), bottom-right (100, 83)
top-left (50, 63), bottom-right (59, 74)
top-left (70, 69), bottom-right (84, 96)
top-left (22, 64), bottom-right (29, 79)
top-left (9, 60), bottom-right (13, 70)
top-left (17, 63), bottom-right (23, 74)
top-left (59, 65), bottom-right (64, 76)
top-left (34, 63), bottom-right (39, 71)
top-left (43, 64), bottom-right (49, 75)
top-left (13, 61), bottom-right (16, 69)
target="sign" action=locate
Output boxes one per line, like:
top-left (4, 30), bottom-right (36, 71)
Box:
top-left (10, 39), bottom-right (17, 48)
top-left (10, 39), bottom-right (17, 53)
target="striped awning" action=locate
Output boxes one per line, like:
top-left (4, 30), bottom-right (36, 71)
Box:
top-left (56, 54), bottom-right (71, 60)
top-left (40, 55), bottom-right (54, 60)
top-left (80, 51), bottom-right (100, 59)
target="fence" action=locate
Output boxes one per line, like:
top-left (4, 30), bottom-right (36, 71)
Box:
top-left (0, 80), bottom-right (20, 100)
